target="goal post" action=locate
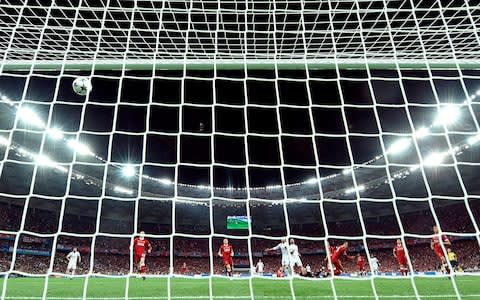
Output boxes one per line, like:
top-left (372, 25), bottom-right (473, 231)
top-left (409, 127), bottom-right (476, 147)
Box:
top-left (0, 0), bottom-right (480, 300)
top-left (2, 59), bottom-right (480, 71)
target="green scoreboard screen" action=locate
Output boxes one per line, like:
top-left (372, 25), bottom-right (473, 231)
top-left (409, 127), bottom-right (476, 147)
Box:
top-left (227, 216), bottom-right (251, 230)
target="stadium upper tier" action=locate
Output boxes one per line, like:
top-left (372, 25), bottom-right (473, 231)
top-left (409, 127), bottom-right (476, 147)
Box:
top-left (0, 0), bottom-right (479, 69)
top-left (1, 134), bottom-right (478, 201)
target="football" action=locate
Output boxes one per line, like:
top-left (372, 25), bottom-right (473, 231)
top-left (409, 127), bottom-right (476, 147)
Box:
top-left (72, 77), bottom-right (92, 96)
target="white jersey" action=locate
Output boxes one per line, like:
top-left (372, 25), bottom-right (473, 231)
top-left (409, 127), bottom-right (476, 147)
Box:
top-left (289, 244), bottom-right (299, 257)
top-left (306, 265), bottom-right (311, 273)
top-left (67, 251), bottom-right (81, 269)
top-left (370, 257), bottom-right (379, 270)
top-left (289, 244), bottom-right (303, 267)
top-left (273, 242), bottom-right (290, 265)
top-left (256, 261), bottom-right (264, 273)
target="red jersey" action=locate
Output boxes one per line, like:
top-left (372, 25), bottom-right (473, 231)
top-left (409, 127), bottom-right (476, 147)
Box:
top-left (328, 245), bottom-right (336, 256)
top-left (432, 235), bottom-right (449, 251)
top-left (180, 264), bottom-right (188, 274)
top-left (331, 244), bottom-right (347, 261)
top-left (219, 244), bottom-right (233, 259)
top-left (356, 256), bottom-right (365, 266)
top-left (133, 237), bottom-right (151, 255)
top-left (394, 244), bottom-right (405, 258)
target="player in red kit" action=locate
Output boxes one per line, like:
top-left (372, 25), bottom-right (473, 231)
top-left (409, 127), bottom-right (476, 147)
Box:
top-left (431, 225), bottom-right (451, 274)
top-left (393, 239), bottom-right (408, 276)
top-left (132, 231), bottom-right (152, 279)
top-left (218, 238), bottom-right (234, 277)
top-left (356, 253), bottom-right (366, 277)
top-left (328, 241), bottom-right (353, 276)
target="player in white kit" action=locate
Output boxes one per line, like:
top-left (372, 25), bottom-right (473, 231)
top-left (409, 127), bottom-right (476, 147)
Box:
top-left (256, 259), bottom-right (265, 275)
top-left (266, 239), bottom-right (291, 276)
top-left (289, 238), bottom-right (303, 273)
top-left (370, 255), bottom-right (379, 275)
top-left (66, 247), bottom-right (81, 278)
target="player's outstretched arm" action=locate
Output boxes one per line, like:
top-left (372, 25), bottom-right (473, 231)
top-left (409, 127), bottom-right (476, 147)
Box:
top-left (218, 249), bottom-right (222, 257)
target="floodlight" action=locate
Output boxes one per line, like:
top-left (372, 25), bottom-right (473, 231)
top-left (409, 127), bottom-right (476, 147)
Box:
top-left (476, 90), bottom-right (480, 96)
top-left (47, 128), bottom-right (64, 140)
top-left (122, 165), bottom-right (136, 177)
top-left (424, 152), bottom-right (446, 166)
top-left (67, 139), bottom-right (94, 156)
top-left (114, 186), bottom-right (134, 195)
top-left (387, 138), bottom-right (411, 155)
top-left (55, 165), bottom-right (68, 173)
top-left (413, 127), bottom-right (430, 139)
top-left (468, 134), bottom-right (480, 145)
top-left (342, 168), bottom-right (352, 175)
top-left (306, 178), bottom-right (317, 184)
top-left (0, 135), bottom-right (9, 146)
top-left (1, 95), bottom-right (7, 101)
top-left (346, 185), bottom-right (365, 194)
top-left (434, 105), bottom-right (460, 126)
top-left (17, 107), bottom-right (45, 128)
top-left (36, 154), bottom-right (54, 166)
top-left (159, 178), bottom-right (173, 185)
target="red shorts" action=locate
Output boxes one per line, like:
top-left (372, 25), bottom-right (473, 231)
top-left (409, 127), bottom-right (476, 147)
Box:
top-left (134, 252), bottom-right (146, 263)
top-left (434, 247), bottom-right (445, 259)
top-left (397, 256), bottom-right (407, 266)
top-left (223, 257), bottom-right (233, 267)
top-left (357, 263), bottom-right (365, 271)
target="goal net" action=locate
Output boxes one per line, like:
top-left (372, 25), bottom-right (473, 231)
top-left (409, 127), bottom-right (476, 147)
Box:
top-left (0, 0), bottom-right (480, 299)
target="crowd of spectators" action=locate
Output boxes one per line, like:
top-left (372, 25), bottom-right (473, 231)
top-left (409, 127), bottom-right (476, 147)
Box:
top-left (1, 200), bottom-right (479, 276)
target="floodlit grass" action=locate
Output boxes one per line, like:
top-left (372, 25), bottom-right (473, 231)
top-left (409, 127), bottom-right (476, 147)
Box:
top-left (0, 276), bottom-right (479, 299)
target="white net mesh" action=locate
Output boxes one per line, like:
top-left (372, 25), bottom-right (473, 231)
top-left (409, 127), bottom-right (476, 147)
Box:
top-left (0, 0), bottom-right (480, 300)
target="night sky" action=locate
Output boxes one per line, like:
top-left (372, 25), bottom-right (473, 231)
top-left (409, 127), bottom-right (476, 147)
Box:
top-left (1, 68), bottom-right (479, 186)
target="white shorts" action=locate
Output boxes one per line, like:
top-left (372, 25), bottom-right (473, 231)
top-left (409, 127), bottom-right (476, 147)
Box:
top-left (290, 256), bottom-right (303, 267)
top-left (67, 261), bottom-right (77, 270)
top-left (281, 257), bottom-right (290, 267)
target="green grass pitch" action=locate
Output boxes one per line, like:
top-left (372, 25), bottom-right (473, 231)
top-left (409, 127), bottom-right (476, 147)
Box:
top-left (1, 276), bottom-right (479, 299)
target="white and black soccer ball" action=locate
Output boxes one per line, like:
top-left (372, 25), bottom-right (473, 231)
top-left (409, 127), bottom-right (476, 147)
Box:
top-left (72, 77), bottom-right (92, 96)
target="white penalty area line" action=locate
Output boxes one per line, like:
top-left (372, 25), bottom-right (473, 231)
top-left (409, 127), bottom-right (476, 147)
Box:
top-left (4, 296), bottom-right (480, 299)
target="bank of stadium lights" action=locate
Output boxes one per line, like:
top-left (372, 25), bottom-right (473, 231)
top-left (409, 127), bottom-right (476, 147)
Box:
top-left (468, 134), bottom-right (480, 146)
top-left (113, 186), bottom-right (134, 195)
top-left (121, 165), bottom-right (136, 177)
top-left (423, 152), bottom-right (447, 166)
top-left (266, 185), bottom-right (282, 190)
top-left (433, 105), bottom-right (460, 127)
top-left (33, 154), bottom-right (68, 173)
top-left (47, 128), bottom-right (64, 140)
top-left (0, 135), bottom-right (9, 147)
top-left (387, 138), bottom-right (411, 155)
top-left (345, 185), bottom-right (365, 194)
top-left (17, 107), bottom-right (46, 128)
top-left (305, 178), bottom-right (318, 184)
top-left (67, 139), bottom-right (94, 156)
top-left (413, 127), bottom-right (430, 139)
top-left (1, 94), bottom-right (15, 106)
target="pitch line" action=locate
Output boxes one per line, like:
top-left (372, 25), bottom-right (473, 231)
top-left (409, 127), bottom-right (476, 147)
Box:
top-left (4, 296), bottom-right (480, 299)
